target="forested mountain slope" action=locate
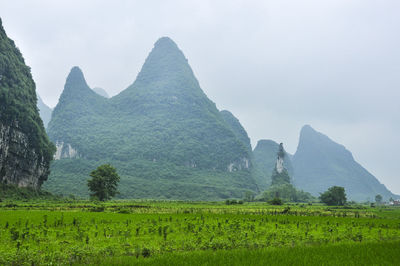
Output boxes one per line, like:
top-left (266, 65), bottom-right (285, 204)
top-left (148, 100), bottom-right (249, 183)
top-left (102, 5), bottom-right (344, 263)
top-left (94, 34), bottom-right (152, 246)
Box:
top-left (44, 37), bottom-right (256, 199)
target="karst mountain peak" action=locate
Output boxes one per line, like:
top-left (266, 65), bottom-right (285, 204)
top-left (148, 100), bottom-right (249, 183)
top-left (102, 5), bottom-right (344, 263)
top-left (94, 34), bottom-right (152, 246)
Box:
top-left (45, 36), bottom-right (256, 199)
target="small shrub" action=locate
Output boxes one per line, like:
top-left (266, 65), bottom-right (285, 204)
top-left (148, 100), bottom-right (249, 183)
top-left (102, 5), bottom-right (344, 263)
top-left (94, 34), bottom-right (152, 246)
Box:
top-left (282, 206), bottom-right (291, 214)
top-left (269, 198), bottom-right (283, 205)
top-left (225, 199), bottom-right (239, 205)
top-left (118, 208), bottom-right (131, 214)
top-left (90, 206), bottom-right (105, 212)
top-left (142, 247), bottom-right (151, 258)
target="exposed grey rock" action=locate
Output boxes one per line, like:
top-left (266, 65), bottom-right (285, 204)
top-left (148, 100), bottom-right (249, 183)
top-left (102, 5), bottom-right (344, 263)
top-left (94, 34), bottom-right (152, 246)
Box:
top-left (54, 141), bottom-right (80, 160)
top-left (0, 122), bottom-right (50, 188)
top-left (252, 139), bottom-right (294, 191)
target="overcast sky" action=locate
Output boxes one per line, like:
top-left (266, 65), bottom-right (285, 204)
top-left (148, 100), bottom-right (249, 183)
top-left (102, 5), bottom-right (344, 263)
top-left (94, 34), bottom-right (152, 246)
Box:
top-left (1, 0), bottom-right (399, 194)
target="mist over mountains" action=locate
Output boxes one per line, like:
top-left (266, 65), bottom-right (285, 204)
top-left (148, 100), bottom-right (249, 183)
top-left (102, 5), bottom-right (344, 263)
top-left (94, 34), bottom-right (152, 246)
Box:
top-left (0, 11), bottom-right (396, 200)
top-left (43, 37), bottom-right (257, 200)
top-left (37, 95), bottom-right (52, 128)
top-left (39, 37), bottom-right (396, 201)
top-left (292, 125), bottom-right (395, 201)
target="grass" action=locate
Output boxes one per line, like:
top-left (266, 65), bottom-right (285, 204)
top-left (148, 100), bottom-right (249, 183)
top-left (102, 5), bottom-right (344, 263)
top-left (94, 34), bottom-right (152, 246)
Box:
top-left (0, 200), bottom-right (399, 265)
top-left (93, 241), bottom-right (400, 266)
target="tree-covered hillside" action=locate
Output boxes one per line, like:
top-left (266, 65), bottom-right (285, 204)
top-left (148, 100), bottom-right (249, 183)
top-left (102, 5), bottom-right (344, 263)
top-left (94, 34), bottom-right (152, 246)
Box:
top-left (292, 125), bottom-right (396, 201)
top-left (44, 37), bottom-right (256, 200)
top-left (220, 110), bottom-right (252, 153)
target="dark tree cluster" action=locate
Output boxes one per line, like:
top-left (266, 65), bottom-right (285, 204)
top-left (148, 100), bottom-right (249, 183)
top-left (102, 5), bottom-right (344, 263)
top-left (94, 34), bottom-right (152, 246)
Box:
top-left (319, 186), bottom-right (347, 206)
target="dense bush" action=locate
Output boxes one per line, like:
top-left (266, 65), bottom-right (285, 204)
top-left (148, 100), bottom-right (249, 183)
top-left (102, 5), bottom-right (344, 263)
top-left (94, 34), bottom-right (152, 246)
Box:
top-left (269, 197), bottom-right (283, 205)
top-left (320, 186), bottom-right (347, 206)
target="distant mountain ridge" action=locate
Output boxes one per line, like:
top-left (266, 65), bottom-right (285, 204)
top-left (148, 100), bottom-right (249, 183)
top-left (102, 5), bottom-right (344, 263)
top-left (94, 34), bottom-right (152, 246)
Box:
top-left (92, 87), bottom-right (109, 98)
top-left (37, 95), bottom-right (52, 128)
top-left (292, 125), bottom-right (395, 201)
top-left (44, 37), bottom-right (256, 200)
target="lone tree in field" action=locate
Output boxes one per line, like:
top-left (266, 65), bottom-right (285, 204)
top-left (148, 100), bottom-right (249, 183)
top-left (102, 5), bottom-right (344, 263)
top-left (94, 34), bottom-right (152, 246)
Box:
top-left (375, 194), bottom-right (383, 205)
top-left (87, 164), bottom-right (120, 201)
top-left (319, 186), bottom-right (347, 206)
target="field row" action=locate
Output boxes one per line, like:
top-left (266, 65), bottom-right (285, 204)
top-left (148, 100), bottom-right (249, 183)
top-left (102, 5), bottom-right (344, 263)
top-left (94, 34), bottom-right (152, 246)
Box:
top-left (0, 203), bottom-right (399, 265)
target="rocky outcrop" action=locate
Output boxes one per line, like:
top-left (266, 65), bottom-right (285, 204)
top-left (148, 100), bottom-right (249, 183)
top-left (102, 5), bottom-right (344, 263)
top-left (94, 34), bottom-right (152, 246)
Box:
top-left (252, 140), bottom-right (294, 191)
top-left (227, 157), bottom-right (250, 172)
top-left (0, 122), bottom-right (50, 188)
top-left (270, 143), bottom-right (291, 185)
top-left (54, 141), bottom-right (80, 159)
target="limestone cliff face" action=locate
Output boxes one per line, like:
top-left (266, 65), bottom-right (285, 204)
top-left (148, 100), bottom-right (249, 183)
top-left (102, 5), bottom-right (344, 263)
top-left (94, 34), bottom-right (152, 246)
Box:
top-left (252, 140), bottom-right (294, 191)
top-left (0, 18), bottom-right (55, 189)
top-left (54, 141), bottom-right (80, 160)
top-left (0, 122), bottom-right (50, 188)
top-left (227, 157), bottom-right (250, 172)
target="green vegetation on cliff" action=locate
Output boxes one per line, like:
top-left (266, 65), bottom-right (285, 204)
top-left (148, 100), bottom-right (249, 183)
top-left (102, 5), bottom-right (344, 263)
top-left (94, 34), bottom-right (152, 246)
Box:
top-left (0, 18), bottom-right (55, 162)
top-left (220, 110), bottom-right (252, 152)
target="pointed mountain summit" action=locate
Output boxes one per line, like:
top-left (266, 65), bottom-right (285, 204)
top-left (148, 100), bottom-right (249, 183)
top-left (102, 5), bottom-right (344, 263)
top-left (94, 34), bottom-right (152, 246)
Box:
top-left (135, 37), bottom-right (193, 84)
top-left (45, 37), bottom-right (256, 200)
top-left (0, 18), bottom-right (55, 188)
top-left (292, 125), bottom-right (395, 201)
top-left (252, 140), bottom-right (294, 191)
top-left (58, 66), bottom-right (100, 101)
top-left (114, 37), bottom-right (212, 115)
top-left (47, 67), bottom-right (108, 159)
top-left (67, 66), bottom-right (87, 87)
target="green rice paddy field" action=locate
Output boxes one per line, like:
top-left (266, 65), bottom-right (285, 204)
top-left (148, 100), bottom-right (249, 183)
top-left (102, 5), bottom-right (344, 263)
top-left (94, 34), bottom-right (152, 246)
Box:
top-left (0, 201), bottom-right (399, 265)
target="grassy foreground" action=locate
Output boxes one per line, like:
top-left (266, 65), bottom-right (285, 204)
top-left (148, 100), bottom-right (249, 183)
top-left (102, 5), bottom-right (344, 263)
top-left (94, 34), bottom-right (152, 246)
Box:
top-left (93, 241), bottom-right (400, 266)
top-left (0, 200), bottom-right (399, 265)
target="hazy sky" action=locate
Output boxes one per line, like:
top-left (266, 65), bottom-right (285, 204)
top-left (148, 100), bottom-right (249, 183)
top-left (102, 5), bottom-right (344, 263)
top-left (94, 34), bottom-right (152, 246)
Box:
top-left (1, 0), bottom-right (399, 194)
